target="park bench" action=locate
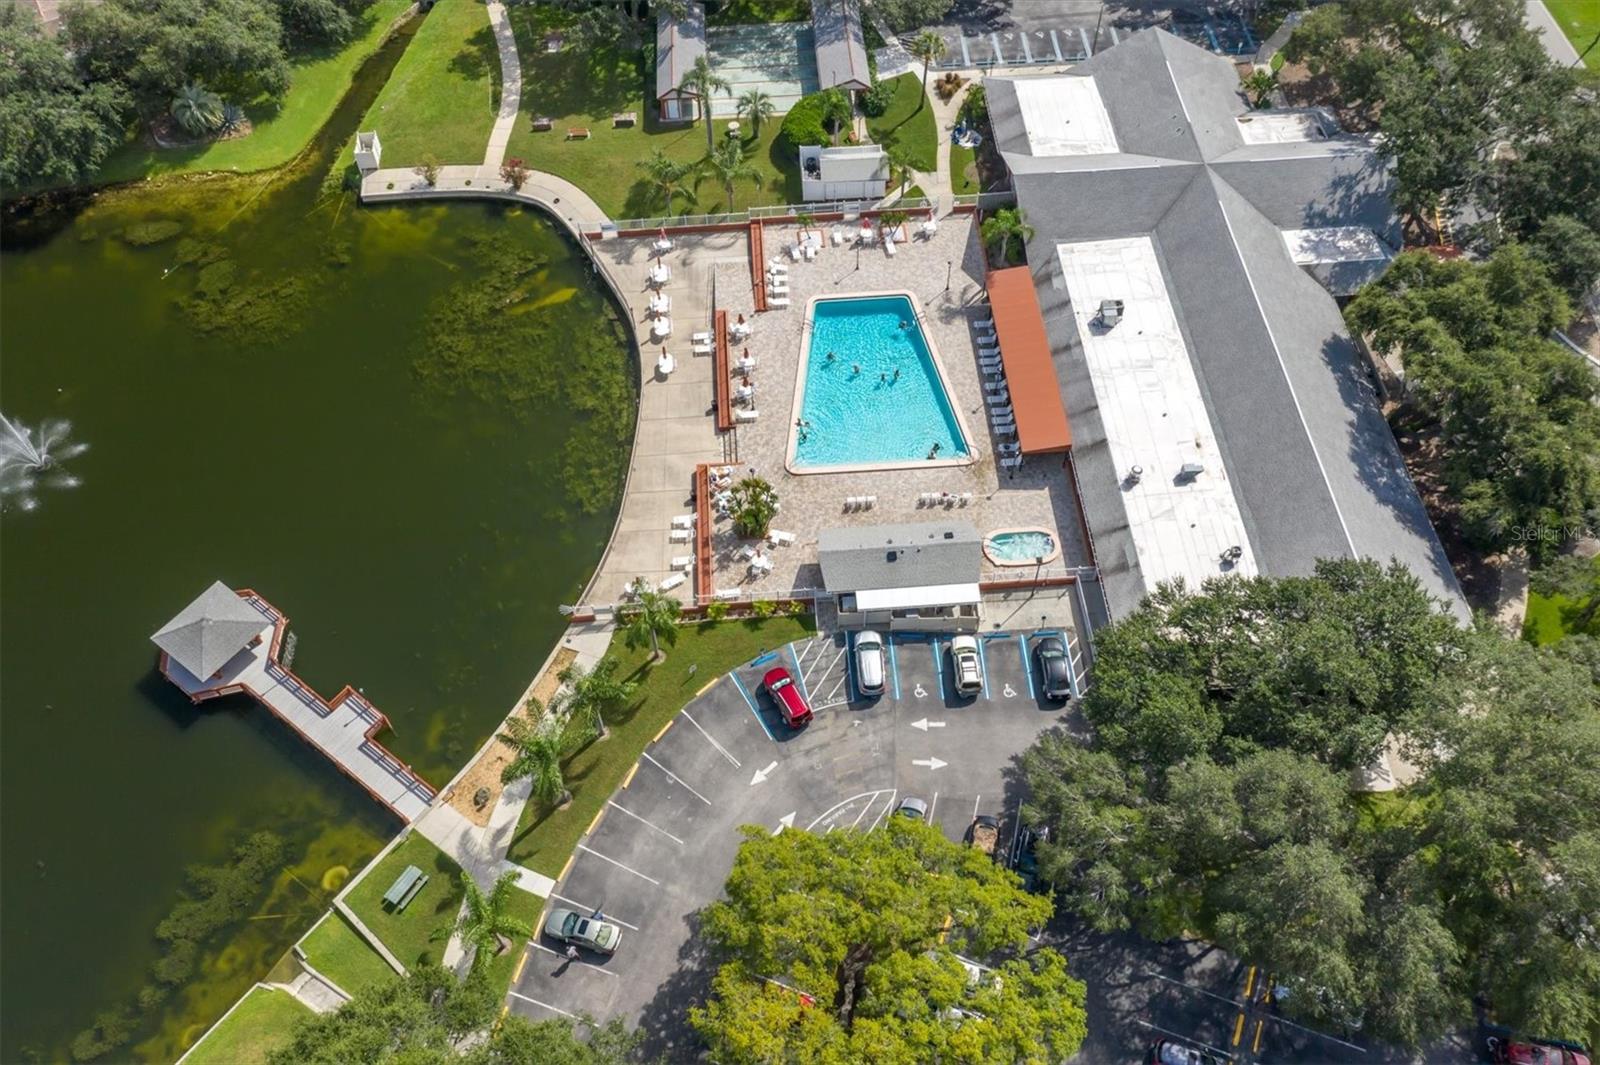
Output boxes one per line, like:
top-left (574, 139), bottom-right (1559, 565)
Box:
top-left (382, 864), bottom-right (428, 912)
top-left (566, 127), bottom-right (590, 140)
top-left (531, 116), bottom-right (553, 132)
top-left (613, 111), bottom-right (637, 127)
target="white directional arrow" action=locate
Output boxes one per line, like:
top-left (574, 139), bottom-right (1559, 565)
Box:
top-left (774, 811), bottom-right (796, 834)
top-left (910, 718), bottom-right (946, 732)
top-left (750, 760), bottom-right (779, 786)
top-left (911, 756), bottom-right (948, 771)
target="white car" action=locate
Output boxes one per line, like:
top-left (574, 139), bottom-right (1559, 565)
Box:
top-left (949, 635), bottom-right (983, 695)
top-left (854, 631), bottom-right (886, 696)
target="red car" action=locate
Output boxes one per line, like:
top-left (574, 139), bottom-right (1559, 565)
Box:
top-left (763, 667), bottom-right (812, 728)
top-left (1497, 1042), bottom-right (1591, 1065)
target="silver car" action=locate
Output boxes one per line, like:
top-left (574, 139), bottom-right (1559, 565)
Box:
top-left (854, 631), bottom-right (886, 696)
top-left (949, 635), bottom-right (983, 695)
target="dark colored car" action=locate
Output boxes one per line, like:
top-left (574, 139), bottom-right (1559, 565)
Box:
top-left (895, 796), bottom-right (929, 822)
top-left (763, 666), bottom-right (812, 728)
top-left (1011, 824), bottom-right (1050, 892)
top-left (1033, 636), bottom-right (1072, 701)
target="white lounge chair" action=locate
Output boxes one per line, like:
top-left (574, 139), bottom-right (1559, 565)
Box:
top-left (959, 492), bottom-right (973, 506)
top-left (803, 242), bottom-right (818, 261)
top-left (921, 219), bottom-right (938, 238)
top-left (671, 554), bottom-right (694, 570)
top-left (659, 572), bottom-right (687, 591)
top-left (865, 495), bottom-right (876, 508)
top-left (884, 234), bottom-right (897, 257)
top-left (669, 528), bottom-right (691, 542)
top-left (997, 442), bottom-right (1021, 455)
top-left (692, 340), bottom-right (713, 356)
top-left (768, 530), bottom-right (796, 546)
top-left (860, 226), bottom-right (877, 246)
top-left (736, 543), bottom-right (758, 561)
top-left (986, 392), bottom-right (1011, 407)
top-left (735, 408), bottom-right (759, 422)
top-left (789, 243), bottom-right (804, 262)
top-left (831, 226), bottom-right (845, 246)
top-left (974, 317), bottom-right (994, 330)
top-left (1001, 455), bottom-right (1023, 469)
top-left (691, 330), bottom-right (713, 343)
top-left (671, 514), bottom-right (695, 529)
top-left (984, 379), bottom-right (1008, 392)
top-left (769, 296), bottom-right (790, 308)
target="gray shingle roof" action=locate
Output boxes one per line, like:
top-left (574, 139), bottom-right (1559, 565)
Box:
top-left (988, 29), bottom-right (1464, 620)
top-left (819, 521), bottom-right (982, 592)
top-left (655, 1), bottom-right (707, 102)
top-left (152, 580), bottom-right (265, 679)
top-left (812, 0), bottom-right (870, 90)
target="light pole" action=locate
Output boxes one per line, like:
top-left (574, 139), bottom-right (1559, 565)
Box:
top-left (945, 259), bottom-right (953, 291)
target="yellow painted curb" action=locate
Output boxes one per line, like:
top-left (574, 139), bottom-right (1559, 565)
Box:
top-left (653, 719), bottom-right (674, 743)
top-left (621, 761), bottom-right (639, 789)
top-left (511, 951), bottom-right (528, 984)
top-left (558, 852), bottom-right (576, 883)
top-left (694, 677), bottom-right (720, 697)
top-left (587, 807), bottom-right (607, 836)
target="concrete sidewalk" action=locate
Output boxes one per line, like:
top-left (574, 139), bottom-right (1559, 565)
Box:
top-left (1525, 0), bottom-right (1583, 66)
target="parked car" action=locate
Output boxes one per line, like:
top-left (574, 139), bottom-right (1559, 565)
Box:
top-left (1146, 1040), bottom-right (1229, 1065)
top-left (967, 814), bottom-right (1000, 857)
top-left (543, 908), bottom-right (623, 955)
top-left (1485, 1026), bottom-right (1592, 1065)
top-left (763, 666), bottom-right (812, 728)
top-left (949, 635), bottom-right (983, 695)
top-left (854, 630), bottom-right (886, 696)
top-left (895, 796), bottom-right (929, 822)
top-left (1032, 635), bottom-right (1072, 701)
top-left (1011, 824), bottom-right (1049, 892)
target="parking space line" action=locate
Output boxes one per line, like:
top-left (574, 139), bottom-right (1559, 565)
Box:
top-left (577, 844), bottom-right (661, 885)
top-left (976, 637), bottom-right (991, 699)
top-left (679, 708), bottom-right (741, 768)
top-left (1050, 28), bottom-right (1063, 61)
top-left (787, 643), bottom-right (813, 704)
top-left (931, 640), bottom-right (945, 699)
top-left (551, 894), bottom-right (640, 931)
top-left (928, 792), bottom-right (939, 826)
top-left (807, 789), bottom-right (892, 832)
top-left (972, 795), bottom-right (981, 819)
top-left (1019, 634), bottom-right (1036, 700)
top-left (867, 789), bottom-right (898, 831)
top-left (844, 634), bottom-right (857, 704)
top-left (527, 941), bottom-right (622, 977)
top-left (606, 800), bottom-right (685, 845)
top-left (727, 673), bottom-right (778, 742)
top-left (640, 752), bottom-right (713, 805)
top-left (508, 991), bottom-right (578, 1017)
top-left (1008, 802), bottom-right (1022, 863)
top-left (888, 636), bottom-right (901, 700)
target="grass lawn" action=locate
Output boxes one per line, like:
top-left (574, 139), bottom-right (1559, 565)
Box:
top-left (480, 887), bottom-right (547, 1000)
top-left (344, 833), bottom-right (466, 970)
top-left (503, 7), bottom-right (798, 217)
top-left (708, 0), bottom-right (811, 24)
top-left (92, 0), bottom-right (411, 184)
top-left (950, 142), bottom-right (978, 195)
top-left (901, 184), bottom-right (928, 200)
top-left (183, 987), bottom-right (310, 1065)
top-left (506, 615), bottom-right (816, 875)
top-left (300, 912), bottom-right (397, 996)
top-left (1545, 0), bottom-right (1599, 67)
top-left (360, 0), bottom-right (501, 166)
top-left (1523, 590), bottom-right (1600, 644)
top-left (866, 73), bottom-right (938, 172)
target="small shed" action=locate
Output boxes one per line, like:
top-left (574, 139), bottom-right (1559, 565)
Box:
top-left (819, 521), bottom-right (983, 632)
top-left (812, 0), bottom-right (871, 92)
top-left (353, 130), bottom-right (382, 172)
top-left (800, 144), bottom-right (889, 201)
top-left (655, 1), bottom-right (708, 123)
top-left (151, 580), bottom-right (265, 681)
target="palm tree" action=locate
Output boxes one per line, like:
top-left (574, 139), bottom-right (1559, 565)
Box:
top-left (498, 707), bottom-right (571, 807)
top-left (636, 148), bottom-right (696, 213)
top-left (445, 871), bottom-right (533, 970)
top-left (678, 55), bottom-right (732, 156)
top-left (737, 88), bottom-right (775, 138)
top-left (1243, 68), bottom-right (1277, 109)
top-left (908, 31), bottom-right (948, 110)
top-left (981, 206), bottom-right (1034, 267)
top-left (171, 83), bottom-right (223, 137)
top-left (702, 138), bottom-right (764, 211)
top-left (621, 580), bottom-right (681, 661)
top-left (559, 657), bottom-right (637, 742)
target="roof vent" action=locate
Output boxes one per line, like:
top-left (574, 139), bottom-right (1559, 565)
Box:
top-left (943, 531), bottom-right (955, 539)
top-left (1097, 299), bottom-right (1124, 328)
top-left (886, 550), bottom-right (898, 563)
top-left (1177, 462), bottom-right (1205, 482)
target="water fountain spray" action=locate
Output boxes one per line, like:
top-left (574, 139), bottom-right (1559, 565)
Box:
top-left (0, 413), bottom-right (87, 512)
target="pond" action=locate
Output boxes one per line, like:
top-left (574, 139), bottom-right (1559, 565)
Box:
top-left (0, 23), bottom-right (634, 1062)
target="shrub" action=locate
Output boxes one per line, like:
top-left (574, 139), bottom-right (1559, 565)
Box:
top-left (416, 154), bottom-right (441, 187)
top-left (781, 88), bottom-right (852, 147)
top-left (730, 476), bottom-right (779, 538)
top-left (860, 79), bottom-right (895, 117)
top-left (935, 71), bottom-right (965, 102)
top-left (752, 600), bottom-right (777, 618)
top-left (500, 157), bottom-right (530, 191)
top-left (785, 599), bottom-right (808, 616)
top-left (705, 601), bottom-right (730, 621)
top-left (958, 84), bottom-right (987, 125)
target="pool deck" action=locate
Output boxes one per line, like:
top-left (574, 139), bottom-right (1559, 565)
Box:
top-left (704, 217), bottom-right (1089, 599)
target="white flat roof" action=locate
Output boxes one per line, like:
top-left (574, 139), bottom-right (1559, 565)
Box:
top-left (1055, 236), bottom-right (1259, 590)
top-left (1282, 226), bottom-right (1392, 264)
top-left (1235, 111), bottom-right (1326, 144)
top-left (855, 582), bottom-right (981, 611)
top-left (1015, 76), bottom-right (1119, 156)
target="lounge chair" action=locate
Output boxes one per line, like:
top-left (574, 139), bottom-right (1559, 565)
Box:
top-left (768, 530), bottom-right (796, 546)
top-left (769, 296), bottom-right (790, 308)
top-left (1001, 455), bottom-right (1023, 469)
top-left (692, 340), bottom-right (714, 356)
top-left (735, 408), bottom-right (759, 422)
top-left (789, 243), bottom-right (804, 262)
top-left (974, 317), bottom-right (994, 330)
top-left (831, 226), bottom-right (845, 246)
top-left (691, 330), bottom-right (713, 344)
top-left (671, 514), bottom-right (695, 529)
top-left (986, 392), bottom-right (1011, 407)
top-left (884, 234), bottom-right (897, 257)
top-left (659, 572), bottom-right (687, 591)
top-left (671, 554), bottom-right (694, 570)
top-left (669, 528), bottom-right (691, 542)
top-left (984, 379), bottom-right (1008, 393)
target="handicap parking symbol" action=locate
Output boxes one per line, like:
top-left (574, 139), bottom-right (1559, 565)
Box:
top-left (1002, 682), bottom-right (1018, 698)
top-left (913, 682), bottom-right (927, 699)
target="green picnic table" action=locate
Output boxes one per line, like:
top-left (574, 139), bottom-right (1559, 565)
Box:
top-left (382, 864), bottom-right (428, 912)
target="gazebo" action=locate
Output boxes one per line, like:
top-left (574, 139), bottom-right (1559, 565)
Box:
top-left (151, 581), bottom-right (265, 680)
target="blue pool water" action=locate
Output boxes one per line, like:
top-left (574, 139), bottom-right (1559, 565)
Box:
top-left (794, 296), bottom-right (969, 468)
top-left (988, 531), bottom-right (1055, 561)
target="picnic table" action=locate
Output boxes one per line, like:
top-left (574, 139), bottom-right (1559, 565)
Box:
top-left (613, 111), bottom-right (637, 127)
top-left (531, 116), bottom-right (553, 132)
top-left (382, 864), bottom-right (429, 912)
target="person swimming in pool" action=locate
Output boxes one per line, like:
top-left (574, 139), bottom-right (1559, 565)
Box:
top-left (928, 441), bottom-right (942, 458)
top-left (893, 367), bottom-right (901, 381)
top-left (852, 363), bottom-right (861, 375)
top-left (827, 351), bottom-right (836, 361)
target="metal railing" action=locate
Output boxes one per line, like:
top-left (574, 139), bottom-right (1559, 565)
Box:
top-left (599, 197), bottom-right (942, 236)
top-left (952, 191), bottom-right (1017, 211)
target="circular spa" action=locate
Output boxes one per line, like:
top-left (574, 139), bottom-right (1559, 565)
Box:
top-left (983, 528), bottom-right (1061, 566)
top-left (786, 292), bottom-right (973, 473)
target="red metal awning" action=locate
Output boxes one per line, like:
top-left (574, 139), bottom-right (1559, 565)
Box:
top-left (985, 266), bottom-right (1071, 454)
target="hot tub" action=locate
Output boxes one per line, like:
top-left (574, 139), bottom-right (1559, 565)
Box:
top-left (983, 528), bottom-right (1060, 567)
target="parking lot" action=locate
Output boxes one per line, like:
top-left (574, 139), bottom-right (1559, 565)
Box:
top-left (923, 0), bottom-right (1260, 67)
top-left (505, 619), bottom-right (1088, 1055)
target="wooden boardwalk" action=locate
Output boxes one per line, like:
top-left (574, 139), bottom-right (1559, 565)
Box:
top-left (158, 591), bottom-right (436, 822)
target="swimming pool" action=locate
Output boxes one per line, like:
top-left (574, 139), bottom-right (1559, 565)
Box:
top-left (788, 293), bottom-right (972, 472)
top-left (984, 529), bottom-right (1059, 565)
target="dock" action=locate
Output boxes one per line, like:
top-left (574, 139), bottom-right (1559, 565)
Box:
top-left (153, 582), bottom-right (436, 823)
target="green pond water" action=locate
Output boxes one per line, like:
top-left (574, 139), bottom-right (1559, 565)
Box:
top-left (0, 23), bottom-right (634, 1063)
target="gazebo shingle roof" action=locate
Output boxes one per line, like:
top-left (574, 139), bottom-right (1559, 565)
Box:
top-left (152, 581), bottom-right (265, 679)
